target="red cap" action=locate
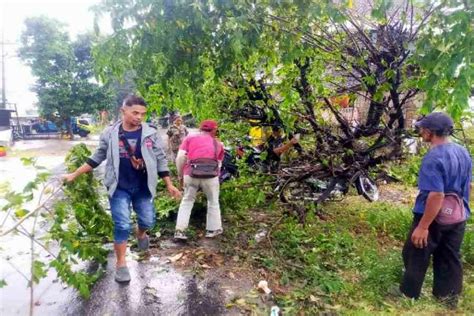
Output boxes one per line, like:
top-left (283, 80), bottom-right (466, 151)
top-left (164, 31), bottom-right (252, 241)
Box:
top-left (200, 119), bottom-right (218, 131)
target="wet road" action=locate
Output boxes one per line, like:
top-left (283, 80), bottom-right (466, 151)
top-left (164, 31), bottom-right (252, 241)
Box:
top-left (0, 131), bottom-right (250, 316)
top-left (65, 244), bottom-right (227, 316)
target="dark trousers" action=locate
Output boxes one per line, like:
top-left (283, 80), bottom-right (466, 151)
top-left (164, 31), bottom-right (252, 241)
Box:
top-left (400, 214), bottom-right (466, 299)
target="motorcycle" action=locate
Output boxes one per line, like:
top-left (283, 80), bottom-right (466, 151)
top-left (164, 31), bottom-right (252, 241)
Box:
top-left (276, 163), bottom-right (379, 205)
top-left (235, 138), bottom-right (265, 170)
top-left (219, 147), bottom-right (239, 183)
top-left (219, 138), bottom-right (268, 182)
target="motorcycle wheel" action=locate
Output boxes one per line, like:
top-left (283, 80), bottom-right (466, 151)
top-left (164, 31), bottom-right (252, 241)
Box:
top-left (356, 175), bottom-right (379, 202)
top-left (280, 180), bottom-right (321, 204)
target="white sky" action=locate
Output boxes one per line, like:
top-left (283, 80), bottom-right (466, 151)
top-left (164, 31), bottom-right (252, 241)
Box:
top-left (0, 0), bottom-right (110, 116)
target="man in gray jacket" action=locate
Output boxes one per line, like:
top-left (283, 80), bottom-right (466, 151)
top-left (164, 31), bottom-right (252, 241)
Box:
top-left (63, 95), bottom-right (181, 283)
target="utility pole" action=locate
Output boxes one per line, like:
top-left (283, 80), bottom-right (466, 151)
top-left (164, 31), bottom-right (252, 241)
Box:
top-left (1, 30), bottom-right (18, 110)
top-left (1, 30), bottom-right (6, 109)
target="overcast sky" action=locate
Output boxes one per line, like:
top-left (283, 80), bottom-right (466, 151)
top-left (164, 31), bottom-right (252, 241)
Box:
top-left (1, 0), bottom-right (110, 115)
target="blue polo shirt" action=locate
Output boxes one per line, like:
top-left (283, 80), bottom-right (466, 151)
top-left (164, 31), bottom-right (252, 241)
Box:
top-left (414, 142), bottom-right (472, 218)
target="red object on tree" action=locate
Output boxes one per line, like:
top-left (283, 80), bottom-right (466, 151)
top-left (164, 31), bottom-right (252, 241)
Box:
top-left (330, 95), bottom-right (350, 108)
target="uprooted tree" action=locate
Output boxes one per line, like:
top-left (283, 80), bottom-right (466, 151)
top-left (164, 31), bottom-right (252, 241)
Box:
top-left (92, 0), bottom-right (473, 204)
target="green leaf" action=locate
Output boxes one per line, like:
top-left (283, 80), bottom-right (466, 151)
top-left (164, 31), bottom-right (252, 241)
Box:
top-left (32, 261), bottom-right (48, 284)
top-left (6, 193), bottom-right (25, 207)
top-left (20, 157), bottom-right (36, 166)
top-left (0, 279), bottom-right (7, 288)
top-left (14, 209), bottom-right (29, 218)
top-left (79, 282), bottom-right (90, 298)
top-left (373, 89), bottom-right (384, 102)
top-left (24, 181), bottom-right (38, 193)
top-left (37, 172), bottom-right (51, 182)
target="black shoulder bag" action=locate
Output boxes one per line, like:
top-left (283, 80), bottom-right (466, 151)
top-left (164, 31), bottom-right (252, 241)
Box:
top-left (119, 129), bottom-right (146, 171)
top-left (189, 138), bottom-right (219, 178)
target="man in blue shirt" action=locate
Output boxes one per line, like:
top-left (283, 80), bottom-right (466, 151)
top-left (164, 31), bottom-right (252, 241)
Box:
top-left (399, 112), bottom-right (472, 308)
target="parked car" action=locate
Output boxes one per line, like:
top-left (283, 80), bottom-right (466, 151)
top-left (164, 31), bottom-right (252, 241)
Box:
top-left (29, 117), bottom-right (91, 137)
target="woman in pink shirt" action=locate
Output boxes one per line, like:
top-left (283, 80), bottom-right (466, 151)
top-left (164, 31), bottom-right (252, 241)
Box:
top-left (174, 120), bottom-right (224, 240)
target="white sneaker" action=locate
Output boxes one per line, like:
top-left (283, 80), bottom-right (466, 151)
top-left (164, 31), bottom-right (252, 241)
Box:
top-left (205, 229), bottom-right (223, 238)
top-left (174, 230), bottom-right (188, 240)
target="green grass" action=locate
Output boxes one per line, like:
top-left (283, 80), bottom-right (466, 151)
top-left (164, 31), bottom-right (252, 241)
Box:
top-left (219, 183), bottom-right (474, 314)
top-left (150, 156), bottom-right (474, 314)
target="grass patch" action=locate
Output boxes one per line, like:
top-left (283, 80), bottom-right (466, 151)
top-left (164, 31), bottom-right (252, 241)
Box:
top-left (220, 179), bottom-right (474, 314)
top-left (150, 162), bottom-right (473, 314)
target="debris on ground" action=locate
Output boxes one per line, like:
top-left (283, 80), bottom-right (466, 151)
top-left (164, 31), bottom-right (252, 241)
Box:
top-left (257, 280), bottom-right (272, 294)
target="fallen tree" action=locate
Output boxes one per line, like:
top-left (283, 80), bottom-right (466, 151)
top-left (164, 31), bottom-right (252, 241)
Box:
top-left (92, 0), bottom-right (473, 216)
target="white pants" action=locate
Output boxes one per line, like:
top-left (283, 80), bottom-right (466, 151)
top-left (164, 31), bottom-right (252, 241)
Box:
top-left (176, 176), bottom-right (222, 231)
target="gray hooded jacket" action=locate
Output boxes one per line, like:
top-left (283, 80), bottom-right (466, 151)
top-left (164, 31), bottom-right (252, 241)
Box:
top-left (87, 121), bottom-right (169, 197)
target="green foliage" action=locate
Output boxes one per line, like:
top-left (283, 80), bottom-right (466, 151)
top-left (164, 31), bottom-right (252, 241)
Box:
top-left (259, 190), bottom-right (473, 313)
top-left (0, 149), bottom-right (111, 299)
top-left (46, 144), bottom-right (113, 297)
top-left (61, 144), bottom-right (113, 238)
top-left (416, 0), bottom-right (474, 120)
top-left (387, 149), bottom-right (427, 187)
top-left (220, 172), bottom-right (270, 215)
top-left (32, 261), bottom-right (47, 284)
top-left (154, 179), bottom-right (180, 220)
top-left (91, 0), bottom-right (325, 121)
top-left (269, 202), bottom-right (407, 301)
top-left (92, 0), bottom-right (473, 127)
top-left (18, 17), bottom-right (114, 130)
top-left (462, 220), bottom-right (474, 266)
top-left (230, 194), bottom-right (473, 313)
top-left (152, 163), bottom-right (181, 221)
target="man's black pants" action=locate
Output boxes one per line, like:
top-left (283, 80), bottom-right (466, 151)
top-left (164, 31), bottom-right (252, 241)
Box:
top-left (400, 214), bottom-right (466, 299)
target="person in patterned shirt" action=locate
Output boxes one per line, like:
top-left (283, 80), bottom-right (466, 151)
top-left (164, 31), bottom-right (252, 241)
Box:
top-left (167, 115), bottom-right (189, 161)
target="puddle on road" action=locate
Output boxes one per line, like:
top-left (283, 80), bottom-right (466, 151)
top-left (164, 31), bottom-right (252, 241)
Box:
top-left (0, 229), bottom-right (78, 315)
top-left (65, 251), bottom-right (226, 316)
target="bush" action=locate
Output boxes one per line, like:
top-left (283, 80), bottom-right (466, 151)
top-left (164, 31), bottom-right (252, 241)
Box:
top-left (462, 220), bottom-right (474, 266)
top-left (387, 151), bottom-right (426, 187)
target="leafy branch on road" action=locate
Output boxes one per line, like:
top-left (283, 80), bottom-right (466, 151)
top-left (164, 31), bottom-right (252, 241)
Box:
top-left (0, 144), bottom-right (113, 316)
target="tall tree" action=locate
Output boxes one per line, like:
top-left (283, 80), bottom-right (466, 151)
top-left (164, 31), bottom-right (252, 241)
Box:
top-left (19, 16), bottom-right (113, 135)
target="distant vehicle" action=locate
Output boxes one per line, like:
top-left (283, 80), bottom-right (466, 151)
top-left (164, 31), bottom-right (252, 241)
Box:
top-left (31, 120), bottom-right (58, 133)
top-left (29, 117), bottom-right (91, 137)
top-left (73, 118), bottom-right (92, 137)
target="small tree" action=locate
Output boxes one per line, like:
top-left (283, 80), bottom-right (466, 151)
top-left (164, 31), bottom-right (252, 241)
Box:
top-left (19, 16), bottom-right (113, 136)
